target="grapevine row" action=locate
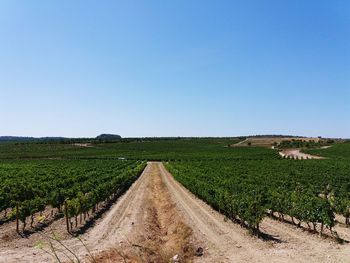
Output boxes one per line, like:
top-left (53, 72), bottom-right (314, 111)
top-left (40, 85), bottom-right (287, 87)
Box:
top-left (0, 159), bottom-right (146, 233)
top-left (166, 159), bottom-right (350, 236)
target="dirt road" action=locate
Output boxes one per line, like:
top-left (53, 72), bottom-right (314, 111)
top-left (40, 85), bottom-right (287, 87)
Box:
top-left (1, 162), bottom-right (349, 262)
top-left (279, 149), bottom-right (324, 159)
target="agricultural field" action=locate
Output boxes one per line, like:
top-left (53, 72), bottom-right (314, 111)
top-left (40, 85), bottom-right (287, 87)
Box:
top-left (166, 159), bottom-right (350, 234)
top-left (0, 138), bottom-right (279, 160)
top-left (0, 159), bottom-right (146, 234)
top-left (304, 141), bottom-right (350, 160)
top-left (232, 136), bottom-right (322, 148)
top-left (1, 0), bottom-right (348, 261)
top-left (0, 138), bottom-right (350, 262)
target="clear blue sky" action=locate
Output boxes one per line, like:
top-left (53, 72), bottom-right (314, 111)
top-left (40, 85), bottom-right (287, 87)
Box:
top-left (0, 1), bottom-right (349, 138)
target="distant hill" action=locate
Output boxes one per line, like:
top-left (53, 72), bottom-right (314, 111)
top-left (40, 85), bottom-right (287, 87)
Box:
top-left (0, 136), bottom-right (76, 143)
top-left (0, 136), bottom-right (66, 142)
top-left (0, 136), bottom-right (36, 142)
top-left (95, 134), bottom-right (122, 141)
top-left (0, 134), bottom-right (122, 143)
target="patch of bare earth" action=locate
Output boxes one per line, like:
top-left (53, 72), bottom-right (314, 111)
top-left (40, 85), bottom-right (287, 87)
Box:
top-left (0, 208), bottom-right (71, 251)
top-left (95, 163), bottom-right (196, 263)
top-left (279, 149), bottom-right (325, 159)
top-left (73, 143), bottom-right (94, 148)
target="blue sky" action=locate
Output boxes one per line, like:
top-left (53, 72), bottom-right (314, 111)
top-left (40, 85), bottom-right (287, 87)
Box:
top-left (0, 0), bottom-right (349, 138)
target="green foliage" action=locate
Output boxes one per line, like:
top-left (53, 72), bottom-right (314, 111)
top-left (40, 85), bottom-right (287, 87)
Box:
top-left (0, 138), bottom-right (278, 160)
top-left (0, 159), bottom-right (146, 231)
top-left (1, 138), bottom-right (349, 236)
top-left (278, 139), bottom-right (333, 149)
top-left (166, 159), bottom-right (350, 233)
top-left (305, 141), bottom-right (350, 160)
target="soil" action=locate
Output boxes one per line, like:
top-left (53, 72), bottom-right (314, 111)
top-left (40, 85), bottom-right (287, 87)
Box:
top-left (1, 162), bottom-right (349, 263)
top-left (73, 143), bottom-right (93, 148)
top-left (279, 149), bottom-right (324, 159)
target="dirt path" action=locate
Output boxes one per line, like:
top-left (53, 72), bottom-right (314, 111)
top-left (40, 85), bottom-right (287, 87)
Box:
top-left (279, 149), bottom-right (325, 159)
top-left (73, 143), bottom-right (93, 148)
top-left (232, 138), bottom-right (249, 146)
top-left (260, 217), bottom-right (350, 262)
top-left (1, 162), bottom-right (350, 262)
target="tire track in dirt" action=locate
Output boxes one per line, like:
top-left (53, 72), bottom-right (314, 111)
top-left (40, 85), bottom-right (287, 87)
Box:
top-left (78, 162), bottom-right (152, 250)
top-left (260, 217), bottom-right (350, 263)
top-left (89, 162), bottom-right (198, 262)
top-left (159, 162), bottom-right (273, 262)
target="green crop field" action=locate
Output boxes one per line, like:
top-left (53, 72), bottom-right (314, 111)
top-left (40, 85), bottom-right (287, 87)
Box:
top-left (0, 159), bottom-right (145, 233)
top-left (0, 138), bottom-right (279, 160)
top-left (304, 141), bottom-right (350, 160)
top-left (0, 138), bottom-right (349, 238)
top-left (166, 159), bottom-right (350, 233)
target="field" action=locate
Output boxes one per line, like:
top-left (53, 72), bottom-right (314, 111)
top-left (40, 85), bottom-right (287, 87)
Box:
top-left (0, 138), bottom-right (279, 160)
top-left (166, 159), bottom-right (350, 234)
top-left (232, 136), bottom-right (322, 147)
top-left (0, 138), bottom-right (350, 262)
top-left (304, 141), bottom-right (350, 160)
top-left (0, 159), bottom-right (145, 233)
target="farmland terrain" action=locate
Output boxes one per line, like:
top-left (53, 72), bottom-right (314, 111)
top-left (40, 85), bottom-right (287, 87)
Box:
top-left (232, 136), bottom-right (321, 148)
top-left (0, 137), bottom-right (350, 262)
top-left (1, 162), bottom-right (350, 262)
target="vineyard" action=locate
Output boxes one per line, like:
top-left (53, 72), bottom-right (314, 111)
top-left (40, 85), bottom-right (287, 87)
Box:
top-left (1, 138), bottom-right (350, 262)
top-left (0, 138), bottom-right (279, 160)
top-left (0, 159), bottom-right (146, 234)
top-left (304, 141), bottom-right (350, 160)
top-left (166, 158), bottom-right (350, 236)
